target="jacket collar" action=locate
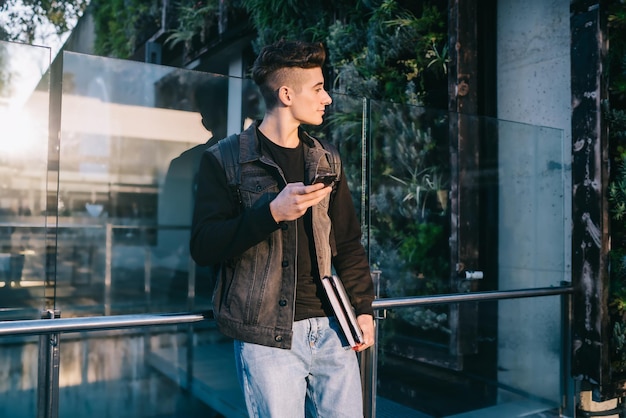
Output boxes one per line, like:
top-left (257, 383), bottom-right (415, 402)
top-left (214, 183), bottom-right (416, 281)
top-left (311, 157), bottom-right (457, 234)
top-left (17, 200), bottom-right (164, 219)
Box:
top-left (238, 121), bottom-right (319, 164)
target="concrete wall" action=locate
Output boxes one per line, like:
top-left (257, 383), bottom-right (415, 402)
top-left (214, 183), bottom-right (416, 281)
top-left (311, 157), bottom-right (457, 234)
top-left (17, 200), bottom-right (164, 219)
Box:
top-left (61, 11), bottom-right (96, 56)
top-left (496, 0), bottom-right (572, 403)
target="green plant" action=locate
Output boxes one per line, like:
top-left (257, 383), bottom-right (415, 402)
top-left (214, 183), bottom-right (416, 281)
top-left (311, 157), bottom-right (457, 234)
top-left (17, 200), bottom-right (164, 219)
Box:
top-left (241, 0), bottom-right (362, 52)
top-left (387, 165), bottom-right (448, 218)
top-left (0, 0), bottom-right (88, 44)
top-left (92, 0), bottom-right (162, 58)
top-left (610, 160), bottom-right (626, 221)
top-left (327, 0), bottom-right (448, 107)
top-left (359, 99), bottom-right (450, 334)
top-left (165, 0), bottom-right (220, 51)
top-left (607, 1), bottom-right (626, 378)
top-left (613, 321), bottom-right (626, 370)
top-left (609, 155), bottom-right (626, 373)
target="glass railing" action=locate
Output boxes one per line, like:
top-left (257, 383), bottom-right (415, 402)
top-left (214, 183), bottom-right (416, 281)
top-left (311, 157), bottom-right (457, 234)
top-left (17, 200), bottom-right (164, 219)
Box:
top-left (0, 40), bottom-right (570, 417)
top-left (0, 41), bottom-right (51, 320)
top-left (0, 287), bottom-right (572, 417)
top-left (371, 291), bottom-right (571, 417)
top-left (53, 52), bottom-right (255, 316)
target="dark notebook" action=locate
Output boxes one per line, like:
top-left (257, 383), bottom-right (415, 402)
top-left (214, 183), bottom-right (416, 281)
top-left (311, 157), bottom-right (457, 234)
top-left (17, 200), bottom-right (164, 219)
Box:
top-left (321, 275), bottom-right (365, 349)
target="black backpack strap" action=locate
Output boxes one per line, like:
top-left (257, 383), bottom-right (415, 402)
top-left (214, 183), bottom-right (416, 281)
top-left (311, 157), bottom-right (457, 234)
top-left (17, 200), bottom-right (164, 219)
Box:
top-left (216, 134), bottom-right (242, 208)
top-left (218, 134), bottom-right (240, 185)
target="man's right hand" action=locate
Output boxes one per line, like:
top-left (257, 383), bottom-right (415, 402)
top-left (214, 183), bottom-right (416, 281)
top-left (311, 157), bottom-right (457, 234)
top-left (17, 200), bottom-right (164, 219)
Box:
top-left (269, 182), bottom-right (332, 222)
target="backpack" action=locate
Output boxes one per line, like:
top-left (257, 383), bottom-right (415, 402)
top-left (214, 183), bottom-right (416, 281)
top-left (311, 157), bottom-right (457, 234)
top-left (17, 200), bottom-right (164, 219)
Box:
top-left (216, 132), bottom-right (342, 208)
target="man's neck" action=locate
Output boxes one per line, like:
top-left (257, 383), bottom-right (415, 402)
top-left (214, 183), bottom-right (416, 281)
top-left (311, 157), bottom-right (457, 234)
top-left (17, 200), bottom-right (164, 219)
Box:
top-left (257, 113), bottom-right (301, 148)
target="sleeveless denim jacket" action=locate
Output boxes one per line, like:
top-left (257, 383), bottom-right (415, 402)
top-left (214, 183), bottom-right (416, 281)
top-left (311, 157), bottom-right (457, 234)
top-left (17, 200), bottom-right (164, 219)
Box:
top-left (208, 124), bottom-right (338, 349)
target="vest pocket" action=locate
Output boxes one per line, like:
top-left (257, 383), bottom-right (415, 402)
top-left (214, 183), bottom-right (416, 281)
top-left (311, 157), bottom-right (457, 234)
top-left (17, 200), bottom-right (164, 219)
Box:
top-left (222, 240), bottom-right (273, 324)
top-left (239, 171), bottom-right (278, 209)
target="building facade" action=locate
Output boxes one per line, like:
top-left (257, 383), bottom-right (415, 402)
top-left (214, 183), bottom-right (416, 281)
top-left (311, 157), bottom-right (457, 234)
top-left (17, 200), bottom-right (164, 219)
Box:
top-left (0, 0), bottom-right (617, 417)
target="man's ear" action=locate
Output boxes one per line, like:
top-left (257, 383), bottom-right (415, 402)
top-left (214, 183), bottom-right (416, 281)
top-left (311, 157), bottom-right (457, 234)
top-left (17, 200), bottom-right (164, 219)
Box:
top-left (277, 86), bottom-right (292, 106)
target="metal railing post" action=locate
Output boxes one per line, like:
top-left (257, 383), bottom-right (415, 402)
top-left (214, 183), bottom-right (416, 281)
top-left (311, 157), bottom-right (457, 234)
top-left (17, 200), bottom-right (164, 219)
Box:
top-left (37, 309), bottom-right (61, 418)
top-left (362, 270), bottom-right (381, 418)
top-left (144, 244), bottom-right (152, 307)
top-left (105, 223), bottom-right (112, 316)
top-left (187, 257), bottom-right (197, 390)
top-left (561, 282), bottom-right (575, 417)
top-left (361, 318), bottom-right (379, 418)
top-left (0, 284), bottom-right (573, 418)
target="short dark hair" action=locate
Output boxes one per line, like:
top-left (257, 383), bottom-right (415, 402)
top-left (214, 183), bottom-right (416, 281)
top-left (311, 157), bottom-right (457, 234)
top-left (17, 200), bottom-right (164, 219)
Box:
top-left (251, 39), bottom-right (326, 110)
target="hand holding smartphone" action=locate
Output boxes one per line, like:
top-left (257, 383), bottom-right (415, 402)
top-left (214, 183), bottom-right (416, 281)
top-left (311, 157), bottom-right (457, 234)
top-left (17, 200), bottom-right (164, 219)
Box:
top-left (312, 173), bottom-right (337, 186)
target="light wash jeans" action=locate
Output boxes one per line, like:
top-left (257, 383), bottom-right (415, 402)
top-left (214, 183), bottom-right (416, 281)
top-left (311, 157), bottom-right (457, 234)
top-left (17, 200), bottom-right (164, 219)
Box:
top-left (234, 316), bottom-right (363, 418)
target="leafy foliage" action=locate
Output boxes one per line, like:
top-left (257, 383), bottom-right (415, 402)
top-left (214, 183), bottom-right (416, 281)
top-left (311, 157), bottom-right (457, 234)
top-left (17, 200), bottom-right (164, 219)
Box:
top-left (241, 0), bottom-right (362, 52)
top-left (91, 0), bottom-right (162, 58)
top-left (165, 1), bottom-right (220, 50)
top-left (0, 0), bottom-right (88, 44)
top-left (162, 0), bottom-right (247, 60)
top-left (327, 0), bottom-right (447, 106)
top-left (607, 1), bottom-right (626, 377)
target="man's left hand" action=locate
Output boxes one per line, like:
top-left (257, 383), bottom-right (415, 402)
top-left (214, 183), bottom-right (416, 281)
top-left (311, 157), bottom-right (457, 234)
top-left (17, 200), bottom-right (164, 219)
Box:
top-left (354, 314), bottom-right (375, 352)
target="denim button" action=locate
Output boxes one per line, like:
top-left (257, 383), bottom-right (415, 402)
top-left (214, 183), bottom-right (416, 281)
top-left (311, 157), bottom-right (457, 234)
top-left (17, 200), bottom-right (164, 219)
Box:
top-left (279, 299), bottom-right (287, 307)
top-left (275, 335), bottom-right (283, 342)
top-left (281, 260), bottom-right (288, 267)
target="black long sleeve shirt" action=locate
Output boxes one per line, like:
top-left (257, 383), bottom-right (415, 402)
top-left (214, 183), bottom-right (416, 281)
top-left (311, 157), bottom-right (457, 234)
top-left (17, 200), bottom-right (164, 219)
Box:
top-left (190, 130), bottom-right (374, 319)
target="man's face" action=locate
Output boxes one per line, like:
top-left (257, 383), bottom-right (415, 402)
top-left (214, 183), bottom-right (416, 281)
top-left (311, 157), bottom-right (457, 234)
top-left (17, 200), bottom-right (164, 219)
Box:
top-left (287, 67), bottom-right (332, 126)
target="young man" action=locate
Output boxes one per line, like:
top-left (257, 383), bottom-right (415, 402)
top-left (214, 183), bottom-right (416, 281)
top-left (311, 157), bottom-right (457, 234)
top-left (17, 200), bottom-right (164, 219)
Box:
top-left (190, 39), bottom-right (375, 417)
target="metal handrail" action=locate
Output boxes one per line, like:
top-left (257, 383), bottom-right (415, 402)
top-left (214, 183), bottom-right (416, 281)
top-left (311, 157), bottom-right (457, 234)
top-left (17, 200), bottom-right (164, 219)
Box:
top-left (0, 285), bottom-right (573, 337)
top-left (0, 311), bottom-right (208, 337)
top-left (360, 283), bottom-right (574, 417)
top-left (0, 286), bottom-right (575, 418)
top-left (372, 284), bottom-right (574, 310)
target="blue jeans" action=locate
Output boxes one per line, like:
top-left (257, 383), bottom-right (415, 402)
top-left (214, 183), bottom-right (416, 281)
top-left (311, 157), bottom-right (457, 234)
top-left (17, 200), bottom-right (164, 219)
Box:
top-left (234, 316), bottom-right (363, 418)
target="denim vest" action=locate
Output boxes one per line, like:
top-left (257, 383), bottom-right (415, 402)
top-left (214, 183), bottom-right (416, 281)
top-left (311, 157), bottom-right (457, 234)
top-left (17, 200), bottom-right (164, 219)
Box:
top-left (209, 124), bottom-right (337, 349)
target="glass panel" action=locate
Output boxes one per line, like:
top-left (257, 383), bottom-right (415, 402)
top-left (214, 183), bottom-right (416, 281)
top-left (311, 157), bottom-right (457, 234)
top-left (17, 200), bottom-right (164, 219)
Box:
top-left (56, 323), bottom-right (232, 417)
top-left (367, 102), bottom-right (451, 299)
top-left (55, 51), bottom-right (261, 316)
top-left (0, 41), bottom-right (51, 318)
top-left (0, 44), bottom-right (570, 418)
top-left (316, 92), bottom-right (366, 223)
top-left (495, 119), bottom-right (566, 290)
top-left (376, 295), bottom-right (566, 416)
top-left (0, 335), bottom-right (40, 416)
top-left (367, 103), bottom-right (565, 300)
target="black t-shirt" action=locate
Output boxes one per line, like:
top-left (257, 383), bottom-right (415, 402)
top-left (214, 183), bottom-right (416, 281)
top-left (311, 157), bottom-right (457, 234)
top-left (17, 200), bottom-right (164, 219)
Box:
top-left (258, 129), bottom-right (332, 321)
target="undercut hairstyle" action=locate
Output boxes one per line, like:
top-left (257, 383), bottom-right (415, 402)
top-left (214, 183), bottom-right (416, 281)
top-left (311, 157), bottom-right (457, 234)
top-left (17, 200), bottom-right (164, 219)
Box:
top-left (251, 39), bottom-right (326, 110)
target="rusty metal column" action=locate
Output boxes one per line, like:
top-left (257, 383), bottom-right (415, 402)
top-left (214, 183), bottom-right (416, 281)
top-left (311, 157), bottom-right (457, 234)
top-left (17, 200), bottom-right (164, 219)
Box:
top-left (570, 0), bottom-right (611, 399)
top-left (448, 0), bottom-right (480, 359)
top-left (37, 310), bottom-right (61, 418)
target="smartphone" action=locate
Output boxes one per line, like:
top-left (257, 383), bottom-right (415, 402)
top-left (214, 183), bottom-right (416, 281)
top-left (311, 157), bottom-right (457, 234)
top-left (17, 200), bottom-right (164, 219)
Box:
top-left (312, 173), bottom-right (337, 186)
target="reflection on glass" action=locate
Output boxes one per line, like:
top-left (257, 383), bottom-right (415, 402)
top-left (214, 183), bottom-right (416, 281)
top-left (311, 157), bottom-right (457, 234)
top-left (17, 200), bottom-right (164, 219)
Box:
top-left (57, 325), bottom-right (228, 417)
top-left (317, 93), bottom-right (365, 220)
top-left (0, 41), bottom-right (50, 316)
top-left (497, 122), bottom-right (565, 290)
top-left (356, 102), bottom-right (565, 418)
top-left (55, 51), bottom-right (263, 316)
top-left (0, 336), bottom-right (39, 416)
top-left (0, 43), bottom-right (572, 418)
top-left (376, 297), bottom-right (565, 416)
top-left (368, 102), bottom-right (451, 302)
